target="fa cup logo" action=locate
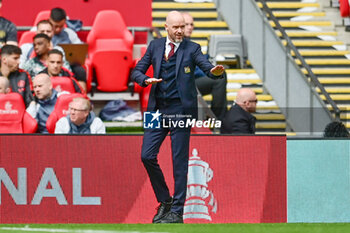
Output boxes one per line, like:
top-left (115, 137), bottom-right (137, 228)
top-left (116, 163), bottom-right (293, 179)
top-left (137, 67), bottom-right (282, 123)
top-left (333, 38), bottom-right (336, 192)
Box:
top-left (184, 148), bottom-right (217, 221)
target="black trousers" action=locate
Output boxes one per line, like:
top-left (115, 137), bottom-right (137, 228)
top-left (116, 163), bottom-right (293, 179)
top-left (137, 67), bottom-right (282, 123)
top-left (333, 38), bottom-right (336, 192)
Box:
top-left (195, 72), bottom-right (227, 120)
top-left (141, 99), bottom-right (191, 215)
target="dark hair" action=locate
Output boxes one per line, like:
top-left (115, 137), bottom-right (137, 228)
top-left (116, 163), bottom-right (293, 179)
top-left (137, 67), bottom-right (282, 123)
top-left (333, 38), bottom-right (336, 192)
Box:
top-left (48, 49), bottom-right (63, 57)
top-left (33, 33), bottom-right (51, 42)
top-left (37, 19), bottom-right (53, 28)
top-left (50, 8), bottom-right (67, 22)
top-left (1, 45), bottom-right (21, 56)
top-left (324, 121), bottom-right (350, 137)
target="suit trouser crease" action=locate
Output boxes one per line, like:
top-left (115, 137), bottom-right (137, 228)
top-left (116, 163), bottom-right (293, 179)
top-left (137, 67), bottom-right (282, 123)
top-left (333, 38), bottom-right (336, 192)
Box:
top-left (141, 102), bottom-right (190, 215)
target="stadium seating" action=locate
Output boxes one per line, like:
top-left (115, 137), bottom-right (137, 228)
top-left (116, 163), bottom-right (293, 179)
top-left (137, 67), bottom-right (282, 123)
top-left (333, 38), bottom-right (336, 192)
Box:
top-left (18, 31), bottom-right (36, 47)
top-left (19, 10), bottom-right (50, 47)
top-left (133, 47), bottom-right (152, 113)
top-left (33, 10), bottom-right (50, 26)
top-left (208, 34), bottom-right (246, 68)
top-left (51, 76), bottom-right (79, 93)
top-left (46, 93), bottom-right (86, 133)
top-left (85, 10), bottom-right (134, 92)
top-left (0, 93), bottom-right (38, 133)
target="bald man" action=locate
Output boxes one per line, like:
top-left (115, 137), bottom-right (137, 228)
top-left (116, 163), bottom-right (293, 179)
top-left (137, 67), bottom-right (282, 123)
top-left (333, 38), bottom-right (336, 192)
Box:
top-left (221, 88), bottom-right (257, 134)
top-left (182, 12), bottom-right (227, 120)
top-left (27, 73), bottom-right (61, 133)
top-left (132, 11), bottom-right (225, 223)
top-left (0, 76), bottom-right (10, 94)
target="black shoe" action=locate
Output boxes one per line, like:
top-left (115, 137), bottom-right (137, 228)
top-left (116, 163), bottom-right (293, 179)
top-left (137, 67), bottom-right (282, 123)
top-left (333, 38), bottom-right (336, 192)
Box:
top-left (152, 198), bottom-right (173, 223)
top-left (157, 211), bottom-right (183, 224)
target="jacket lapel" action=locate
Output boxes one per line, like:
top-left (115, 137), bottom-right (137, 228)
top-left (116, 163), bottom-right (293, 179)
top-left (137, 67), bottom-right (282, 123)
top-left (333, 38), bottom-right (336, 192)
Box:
top-left (154, 38), bottom-right (166, 77)
top-left (175, 40), bottom-right (185, 78)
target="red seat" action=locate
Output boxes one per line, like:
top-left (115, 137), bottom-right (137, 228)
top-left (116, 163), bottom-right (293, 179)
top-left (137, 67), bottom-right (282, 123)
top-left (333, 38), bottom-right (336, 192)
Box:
top-left (18, 31), bottom-right (36, 47)
top-left (51, 76), bottom-right (78, 93)
top-left (46, 93), bottom-right (86, 133)
top-left (340, 0), bottom-right (350, 17)
top-left (133, 46), bottom-right (152, 113)
top-left (133, 62), bottom-right (153, 113)
top-left (0, 93), bottom-right (38, 133)
top-left (86, 10), bottom-right (134, 92)
top-left (33, 10), bottom-right (50, 26)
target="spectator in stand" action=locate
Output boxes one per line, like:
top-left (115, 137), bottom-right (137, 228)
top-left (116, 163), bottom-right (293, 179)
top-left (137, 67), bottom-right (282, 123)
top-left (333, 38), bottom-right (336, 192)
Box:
top-left (39, 49), bottom-right (83, 93)
top-left (0, 0), bottom-right (17, 46)
top-left (55, 97), bottom-right (105, 134)
top-left (22, 33), bottom-right (51, 78)
top-left (23, 33), bottom-right (72, 79)
top-left (220, 88), bottom-right (257, 134)
top-left (182, 12), bottom-right (227, 120)
top-left (0, 76), bottom-right (11, 94)
top-left (0, 45), bottom-right (34, 107)
top-left (324, 121), bottom-right (350, 137)
top-left (27, 73), bottom-right (65, 133)
top-left (49, 7), bottom-right (82, 45)
top-left (20, 20), bottom-right (71, 70)
top-left (49, 8), bottom-right (87, 91)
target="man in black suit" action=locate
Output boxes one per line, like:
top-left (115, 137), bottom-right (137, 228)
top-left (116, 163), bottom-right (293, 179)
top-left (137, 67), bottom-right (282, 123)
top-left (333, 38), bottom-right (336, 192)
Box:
top-left (182, 12), bottom-right (227, 120)
top-left (132, 11), bottom-right (224, 223)
top-left (221, 88), bottom-right (257, 134)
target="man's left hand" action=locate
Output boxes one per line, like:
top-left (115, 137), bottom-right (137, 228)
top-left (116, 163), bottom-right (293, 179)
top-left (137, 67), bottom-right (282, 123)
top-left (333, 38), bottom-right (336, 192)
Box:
top-left (210, 65), bottom-right (225, 76)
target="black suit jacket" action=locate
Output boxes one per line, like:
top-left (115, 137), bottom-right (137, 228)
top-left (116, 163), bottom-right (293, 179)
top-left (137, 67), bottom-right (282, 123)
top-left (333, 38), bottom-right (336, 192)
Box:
top-left (131, 37), bottom-right (223, 118)
top-left (220, 103), bottom-right (256, 134)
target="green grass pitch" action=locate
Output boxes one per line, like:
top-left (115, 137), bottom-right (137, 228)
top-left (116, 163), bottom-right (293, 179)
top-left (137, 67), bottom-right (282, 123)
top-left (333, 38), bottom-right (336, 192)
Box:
top-left (1, 223), bottom-right (350, 233)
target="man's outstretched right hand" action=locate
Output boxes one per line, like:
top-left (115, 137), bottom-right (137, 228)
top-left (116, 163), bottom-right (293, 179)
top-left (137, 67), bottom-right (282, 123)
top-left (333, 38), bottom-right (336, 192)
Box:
top-left (145, 78), bottom-right (163, 85)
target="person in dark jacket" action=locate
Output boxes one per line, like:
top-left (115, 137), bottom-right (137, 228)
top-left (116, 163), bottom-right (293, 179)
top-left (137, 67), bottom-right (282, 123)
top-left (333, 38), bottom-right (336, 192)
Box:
top-left (221, 88), bottom-right (257, 134)
top-left (324, 121), bottom-right (349, 137)
top-left (182, 12), bottom-right (227, 120)
top-left (0, 45), bottom-right (34, 107)
top-left (27, 73), bottom-right (63, 133)
top-left (40, 49), bottom-right (84, 93)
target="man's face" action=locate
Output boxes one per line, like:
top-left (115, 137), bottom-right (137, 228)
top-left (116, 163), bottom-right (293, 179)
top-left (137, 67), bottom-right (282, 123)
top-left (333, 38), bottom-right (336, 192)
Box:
top-left (69, 100), bottom-right (89, 126)
top-left (33, 38), bottom-right (50, 56)
top-left (33, 76), bottom-right (52, 100)
top-left (2, 54), bottom-right (20, 72)
top-left (47, 54), bottom-right (63, 76)
top-left (165, 17), bottom-right (185, 43)
top-left (37, 23), bottom-right (54, 38)
top-left (183, 14), bottom-right (194, 38)
top-left (49, 18), bottom-right (65, 35)
top-left (245, 97), bottom-right (257, 113)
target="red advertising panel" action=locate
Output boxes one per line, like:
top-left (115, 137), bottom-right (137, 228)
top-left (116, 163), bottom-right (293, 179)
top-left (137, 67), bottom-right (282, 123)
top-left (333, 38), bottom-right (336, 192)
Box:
top-left (0, 135), bottom-right (286, 223)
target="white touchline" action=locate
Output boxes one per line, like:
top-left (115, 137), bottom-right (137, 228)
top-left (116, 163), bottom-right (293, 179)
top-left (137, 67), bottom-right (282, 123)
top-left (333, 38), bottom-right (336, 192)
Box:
top-left (0, 227), bottom-right (170, 233)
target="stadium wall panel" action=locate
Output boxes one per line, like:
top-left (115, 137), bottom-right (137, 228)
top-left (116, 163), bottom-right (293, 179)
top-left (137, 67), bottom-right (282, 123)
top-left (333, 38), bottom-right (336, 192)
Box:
top-left (287, 139), bottom-right (350, 222)
top-left (0, 135), bottom-right (286, 223)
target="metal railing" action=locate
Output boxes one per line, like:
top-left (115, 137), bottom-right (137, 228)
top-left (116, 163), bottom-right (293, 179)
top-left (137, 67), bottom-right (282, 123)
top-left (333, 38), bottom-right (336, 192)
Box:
top-left (258, 0), bottom-right (340, 120)
top-left (215, 0), bottom-right (336, 134)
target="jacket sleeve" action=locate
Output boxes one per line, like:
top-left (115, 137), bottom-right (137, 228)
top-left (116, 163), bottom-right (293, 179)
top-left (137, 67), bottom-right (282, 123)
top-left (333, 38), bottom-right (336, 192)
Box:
top-left (54, 117), bottom-right (70, 134)
top-left (23, 72), bottom-right (34, 108)
top-left (192, 43), bottom-right (223, 80)
top-left (91, 117), bottom-right (106, 134)
top-left (131, 41), bottom-right (154, 87)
